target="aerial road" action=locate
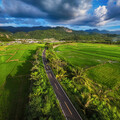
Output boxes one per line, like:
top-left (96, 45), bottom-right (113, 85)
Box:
top-left (42, 49), bottom-right (82, 120)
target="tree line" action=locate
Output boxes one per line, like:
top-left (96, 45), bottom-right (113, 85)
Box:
top-left (12, 28), bottom-right (118, 44)
top-left (26, 47), bottom-right (64, 120)
top-left (1, 27), bottom-right (120, 44)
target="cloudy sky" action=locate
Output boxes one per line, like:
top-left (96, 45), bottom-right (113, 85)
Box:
top-left (0, 0), bottom-right (120, 31)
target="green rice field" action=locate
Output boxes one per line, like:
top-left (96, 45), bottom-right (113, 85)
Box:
top-left (54, 43), bottom-right (120, 89)
top-left (0, 43), bottom-right (44, 120)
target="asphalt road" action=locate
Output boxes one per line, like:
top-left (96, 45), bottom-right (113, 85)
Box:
top-left (42, 49), bottom-right (82, 120)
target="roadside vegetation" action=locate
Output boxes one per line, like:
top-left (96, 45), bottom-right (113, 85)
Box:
top-left (26, 47), bottom-right (64, 120)
top-left (46, 43), bottom-right (120, 120)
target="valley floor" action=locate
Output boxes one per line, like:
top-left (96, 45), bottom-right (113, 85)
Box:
top-left (49, 43), bottom-right (120, 120)
top-left (54, 43), bottom-right (120, 89)
top-left (0, 43), bottom-right (44, 120)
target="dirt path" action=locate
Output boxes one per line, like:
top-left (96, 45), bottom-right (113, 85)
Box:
top-left (6, 51), bottom-right (17, 62)
top-left (53, 45), bottom-right (60, 48)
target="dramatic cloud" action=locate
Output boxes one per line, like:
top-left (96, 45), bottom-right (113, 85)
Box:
top-left (2, 0), bottom-right (92, 21)
top-left (90, 0), bottom-right (120, 26)
top-left (2, 0), bottom-right (47, 18)
top-left (21, 0), bottom-right (92, 20)
top-left (0, 0), bottom-right (120, 28)
top-left (61, 6), bottom-right (108, 26)
top-left (106, 0), bottom-right (120, 20)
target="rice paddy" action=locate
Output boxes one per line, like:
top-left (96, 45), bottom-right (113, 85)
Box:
top-left (0, 43), bottom-right (44, 120)
top-left (54, 43), bottom-right (120, 88)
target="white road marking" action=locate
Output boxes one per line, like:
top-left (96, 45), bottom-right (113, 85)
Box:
top-left (49, 73), bottom-right (52, 78)
top-left (64, 101), bottom-right (72, 115)
top-left (55, 83), bottom-right (58, 89)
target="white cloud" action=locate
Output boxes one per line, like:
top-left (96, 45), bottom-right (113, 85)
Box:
top-left (0, 0), bottom-right (120, 28)
top-left (94, 6), bottom-right (108, 26)
top-left (95, 6), bottom-right (107, 18)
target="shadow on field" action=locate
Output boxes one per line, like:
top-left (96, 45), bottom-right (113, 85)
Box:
top-left (0, 49), bottom-right (36, 120)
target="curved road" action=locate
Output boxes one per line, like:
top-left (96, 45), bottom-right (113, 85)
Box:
top-left (42, 49), bottom-right (82, 120)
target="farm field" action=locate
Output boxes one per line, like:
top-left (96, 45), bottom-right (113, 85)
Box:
top-left (0, 43), bottom-right (44, 120)
top-left (54, 43), bottom-right (120, 89)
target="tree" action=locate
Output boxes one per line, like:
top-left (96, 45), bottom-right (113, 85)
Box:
top-left (56, 68), bottom-right (67, 81)
top-left (72, 67), bottom-right (85, 84)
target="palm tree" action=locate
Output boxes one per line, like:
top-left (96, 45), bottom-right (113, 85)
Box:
top-left (114, 83), bottom-right (120, 96)
top-left (30, 71), bottom-right (40, 81)
top-left (72, 67), bottom-right (85, 84)
top-left (75, 91), bottom-right (95, 116)
top-left (90, 84), bottom-right (114, 107)
top-left (56, 69), bottom-right (67, 81)
top-left (31, 65), bottom-right (39, 72)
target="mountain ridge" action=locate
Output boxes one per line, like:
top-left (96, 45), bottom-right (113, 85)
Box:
top-left (0, 26), bottom-right (120, 35)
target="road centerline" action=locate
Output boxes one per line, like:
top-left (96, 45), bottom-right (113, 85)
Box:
top-left (64, 101), bottom-right (72, 115)
top-left (55, 83), bottom-right (58, 89)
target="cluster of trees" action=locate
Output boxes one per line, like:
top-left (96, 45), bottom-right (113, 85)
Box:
top-left (12, 28), bottom-right (117, 43)
top-left (1, 26), bottom-right (120, 44)
top-left (13, 29), bottom-right (71, 40)
top-left (0, 32), bottom-right (14, 41)
top-left (46, 47), bottom-right (120, 120)
top-left (110, 36), bottom-right (120, 44)
top-left (1, 27), bottom-right (119, 44)
top-left (0, 36), bottom-right (14, 41)
top-left (26, 48), bottom-right (64, 120)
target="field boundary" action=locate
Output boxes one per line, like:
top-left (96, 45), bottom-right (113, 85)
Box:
top-left (0, 53), bottom-right (14, 56)
top-left (6, 51), bottom-right (17, 62)
top-left (7, 74), bottom-right (30, 78)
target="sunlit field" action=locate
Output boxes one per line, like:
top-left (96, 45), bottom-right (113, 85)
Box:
top-left (0, 44), bottom-right (44, 120)
top-left (55, 43), bottom-right (120, 88)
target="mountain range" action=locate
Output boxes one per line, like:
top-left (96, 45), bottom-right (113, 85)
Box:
top-left (0, 26), bottom-right (52, 33)
top-left (0, 26), bottom-right (120, 35)
top-left (85, 29), bottom-right (120, 35)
